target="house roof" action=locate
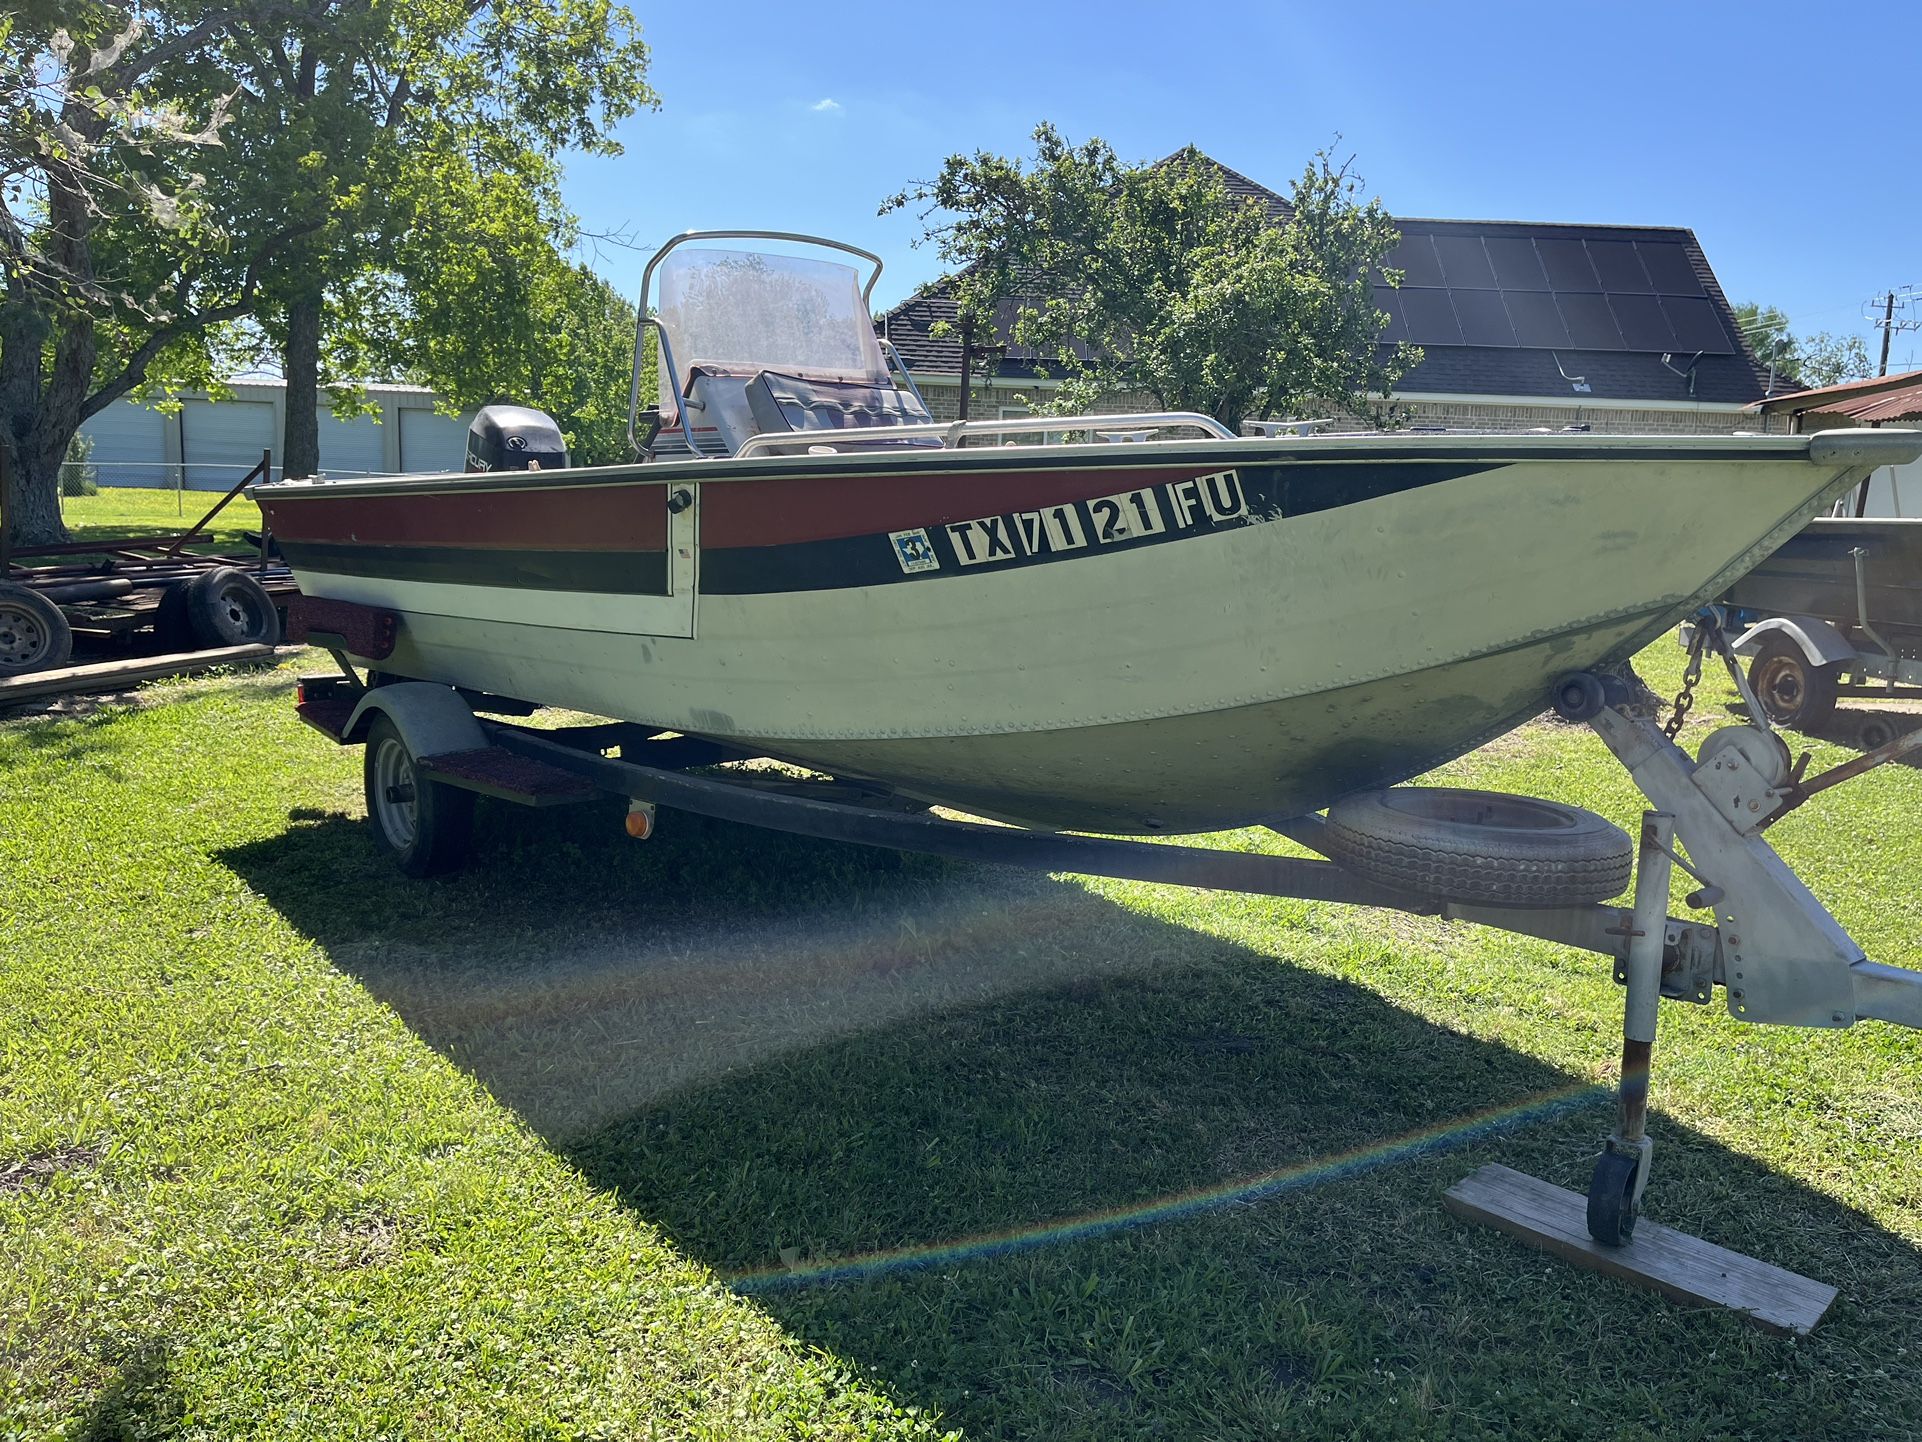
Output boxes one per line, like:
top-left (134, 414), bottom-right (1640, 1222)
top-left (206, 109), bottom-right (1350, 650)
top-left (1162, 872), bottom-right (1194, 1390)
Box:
top-left (880, 262), bottom-right (1060, 379)
top-left (1377, 216), bottom-right (1768, 405)
top-left (1748, 367), bottom-right (1922, 422)
top-left (1159, 148), bottom-right (1293, 224)
top-left (877, 154), bottom-right (1770, 407)
top-left (880, 151), bottom-right (1290, 380)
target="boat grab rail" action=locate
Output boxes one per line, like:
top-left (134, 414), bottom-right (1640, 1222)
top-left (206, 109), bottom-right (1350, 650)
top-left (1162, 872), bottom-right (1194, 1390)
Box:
top-left (732, 411), bottom-right (1237, 458)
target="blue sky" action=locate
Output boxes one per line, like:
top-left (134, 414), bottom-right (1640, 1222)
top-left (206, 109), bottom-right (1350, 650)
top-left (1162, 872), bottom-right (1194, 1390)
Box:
top-left (565, 0), bottom-right (1920, 370)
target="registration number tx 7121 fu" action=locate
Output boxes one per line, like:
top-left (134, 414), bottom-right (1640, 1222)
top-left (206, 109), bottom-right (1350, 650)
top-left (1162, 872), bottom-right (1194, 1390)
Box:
top-left (914, 470), bottom-right (1249, 572)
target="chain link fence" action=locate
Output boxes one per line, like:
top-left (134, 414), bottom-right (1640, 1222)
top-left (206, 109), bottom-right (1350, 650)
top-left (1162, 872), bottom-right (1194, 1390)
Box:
top-left (55, 459), bottom-right (388, 516)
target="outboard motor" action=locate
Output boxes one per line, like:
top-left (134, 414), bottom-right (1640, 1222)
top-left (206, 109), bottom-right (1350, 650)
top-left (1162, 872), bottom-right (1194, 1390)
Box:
top-left (465, 404), bottom-right (569, 473)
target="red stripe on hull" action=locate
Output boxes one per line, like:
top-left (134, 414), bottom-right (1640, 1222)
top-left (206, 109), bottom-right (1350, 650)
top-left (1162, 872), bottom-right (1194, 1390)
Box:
top-left (261, 482), bottom-right (670, 550)
top-left (700, 464), bottom-right (1222, 549)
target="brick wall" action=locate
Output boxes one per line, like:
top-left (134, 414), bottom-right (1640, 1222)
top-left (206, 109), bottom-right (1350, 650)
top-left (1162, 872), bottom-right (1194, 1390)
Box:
top-left (1361, 398), bottom-right (1773, 436)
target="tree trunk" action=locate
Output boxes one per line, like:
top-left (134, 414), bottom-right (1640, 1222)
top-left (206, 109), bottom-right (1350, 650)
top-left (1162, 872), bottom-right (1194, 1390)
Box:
top-left (281, 294), bottom-right (322, 479)
top-left (3, 443), bottom-right (71, 550)
top-left (1, 309), bottom-right (78, 551)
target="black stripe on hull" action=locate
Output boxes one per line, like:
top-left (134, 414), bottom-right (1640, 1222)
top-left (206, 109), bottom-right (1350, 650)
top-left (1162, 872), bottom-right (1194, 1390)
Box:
top-left (282, 541), bottom-right (669, 594)
top-left (700, 460), bottom-right (1500, 595)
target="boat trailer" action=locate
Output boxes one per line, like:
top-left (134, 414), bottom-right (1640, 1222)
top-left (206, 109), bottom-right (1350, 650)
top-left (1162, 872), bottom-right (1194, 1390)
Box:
top-left (0, 448), bottom-right (291, 684)
top-left (292, 602), bottom-right (1922, 1326)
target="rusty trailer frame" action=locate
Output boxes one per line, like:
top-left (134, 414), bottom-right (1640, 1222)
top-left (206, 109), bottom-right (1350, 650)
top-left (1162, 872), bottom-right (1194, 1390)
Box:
top-left (1, 449), bottom-right (296, 663)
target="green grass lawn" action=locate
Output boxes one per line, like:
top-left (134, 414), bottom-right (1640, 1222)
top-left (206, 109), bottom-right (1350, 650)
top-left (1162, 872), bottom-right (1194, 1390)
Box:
top-left (55, 486), bottom-right (265, 552)
top-left (3, 642), bottom-right (1920, 1439)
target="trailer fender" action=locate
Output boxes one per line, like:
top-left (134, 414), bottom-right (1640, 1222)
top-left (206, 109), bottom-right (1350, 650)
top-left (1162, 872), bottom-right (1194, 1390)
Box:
top-left (342, 682), bottom-right (485, 757)
top-left (1729, 614), bottom-right (1855, 667)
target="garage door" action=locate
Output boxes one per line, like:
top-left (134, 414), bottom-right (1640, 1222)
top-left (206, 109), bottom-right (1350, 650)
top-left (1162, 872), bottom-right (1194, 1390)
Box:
top-left (398, 407), bottom-right (469, 474)
top-left (79, 402), bottom-right (169, 487)
top-left (182, 399), bottom-right (276, 490)
top-left (318, 406), bottom-right (387, 479)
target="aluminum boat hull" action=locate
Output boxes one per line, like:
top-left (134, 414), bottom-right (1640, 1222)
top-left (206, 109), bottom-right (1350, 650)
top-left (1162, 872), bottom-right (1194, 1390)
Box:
top-left (256, 433), bottom-right (1908, 832)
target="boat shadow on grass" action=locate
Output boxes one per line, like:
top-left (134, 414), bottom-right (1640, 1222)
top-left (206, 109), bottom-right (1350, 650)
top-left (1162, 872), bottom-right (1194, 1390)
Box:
top-left (222, 805), bottom-right (1922, 1440)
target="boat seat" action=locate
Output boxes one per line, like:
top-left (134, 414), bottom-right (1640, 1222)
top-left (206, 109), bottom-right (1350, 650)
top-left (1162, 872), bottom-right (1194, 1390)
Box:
top-left (682, 364), bottom-right (762, 454)
top-left (745, 370), bottom-right (938, 446)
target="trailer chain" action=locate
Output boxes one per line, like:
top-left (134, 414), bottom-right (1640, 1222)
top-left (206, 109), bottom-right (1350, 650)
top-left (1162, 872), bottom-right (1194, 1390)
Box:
top-left (1665, 624), bottom-right (1709, 740)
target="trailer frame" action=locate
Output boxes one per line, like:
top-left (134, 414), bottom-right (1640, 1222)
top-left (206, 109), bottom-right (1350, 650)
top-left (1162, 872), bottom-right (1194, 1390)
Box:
top-left (0, 449), bottom-right (295, 677)
top-left (289, 607), bottom-right (1922, 1299)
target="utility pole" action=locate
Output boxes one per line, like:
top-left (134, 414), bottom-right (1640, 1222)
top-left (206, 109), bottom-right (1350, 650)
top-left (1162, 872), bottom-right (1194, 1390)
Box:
top-left (956, 313), bottom-right (974, 421)
top-left (1879, 291), bottom-right (1895, 377)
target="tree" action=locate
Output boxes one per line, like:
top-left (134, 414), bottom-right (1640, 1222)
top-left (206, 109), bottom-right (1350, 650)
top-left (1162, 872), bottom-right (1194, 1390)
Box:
top-left (0, 5), bottom-right (653, 548)
top-left (1798, 332), bottom-right (1874, 390)
top-left (3, 10), bottom-right (308, 546)
top-left (1733, 301), bottom-right (1873, 391)
top-left (367, 157), bottom-right (644, 466)
top-left (218, 1), bottom-right (656, 479)
top-left (883, 127), bottom-right (1419, 432)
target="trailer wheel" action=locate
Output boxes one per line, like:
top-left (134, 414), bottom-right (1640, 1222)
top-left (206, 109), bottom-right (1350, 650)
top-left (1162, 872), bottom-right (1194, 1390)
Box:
top-left (183, 567), bottom-right (282, 648)
top-left (363, 715), bottom-right (475, 877)
top-left (1747, 635), bottom-right (1839, 731)
top-left (1322, 787), bottom-right (1633, 907)
top-left (1859, 716), bottom-right (1898, 752)
top-left (0, 582), bottom-right (74, 676)
top-left (1586, 1147), bottom-right (1642, 1247)
top-left (153, 581), bottom-right (195, 652)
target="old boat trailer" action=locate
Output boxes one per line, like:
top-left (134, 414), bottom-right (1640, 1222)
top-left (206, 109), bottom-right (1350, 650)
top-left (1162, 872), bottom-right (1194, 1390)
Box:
top-left (293, 599), bottom-right (1922, 1276)
top-left (0, 448), bottom-right (292, 679)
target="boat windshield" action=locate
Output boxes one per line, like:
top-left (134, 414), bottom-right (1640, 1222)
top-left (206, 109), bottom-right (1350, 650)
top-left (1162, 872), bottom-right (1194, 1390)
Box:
top-left (656, 247), bottom-right (889, 420)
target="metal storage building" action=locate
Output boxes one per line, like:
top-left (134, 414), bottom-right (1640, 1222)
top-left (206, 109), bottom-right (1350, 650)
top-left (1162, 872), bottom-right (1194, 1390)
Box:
top-left (77, 380), bottom-right (471, 490)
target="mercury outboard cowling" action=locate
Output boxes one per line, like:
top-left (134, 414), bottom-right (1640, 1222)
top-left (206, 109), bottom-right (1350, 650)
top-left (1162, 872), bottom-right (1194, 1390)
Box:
top-left (465, 404), bottom-right (569, 473)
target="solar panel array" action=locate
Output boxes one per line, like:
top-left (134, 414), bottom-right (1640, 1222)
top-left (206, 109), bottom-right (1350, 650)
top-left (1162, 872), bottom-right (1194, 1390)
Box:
top-left (1374, 234), bottom-right (1734, 355)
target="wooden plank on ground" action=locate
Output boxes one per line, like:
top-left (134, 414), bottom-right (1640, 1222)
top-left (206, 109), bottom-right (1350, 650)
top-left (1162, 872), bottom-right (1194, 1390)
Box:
top-left (1444, 1163), bottom-right (1836, 1336)
top-left (0, 644), bottom-right (283, 704)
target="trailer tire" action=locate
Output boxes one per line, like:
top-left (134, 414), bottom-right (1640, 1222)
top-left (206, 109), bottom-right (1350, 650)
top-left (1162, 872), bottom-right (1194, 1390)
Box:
top-left (1322, 787), bottom-right (1632, 907)
top-left (363, 715), bottom-right (475, 878)
top-left (183, 567), bottom-right (282, 648)
top-left (1859, 715), bottom-right (1898, 752)
top-left (0, 582), bottom-right (74, 676)
top-left (1747, 634), bottom-right (1840, 732)
top-left (153, 581), bottom-right (195, 652)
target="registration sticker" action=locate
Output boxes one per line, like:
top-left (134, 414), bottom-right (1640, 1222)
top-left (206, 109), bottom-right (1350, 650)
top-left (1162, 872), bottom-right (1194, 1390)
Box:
top-left (890, 527), bottom-right (940, 573)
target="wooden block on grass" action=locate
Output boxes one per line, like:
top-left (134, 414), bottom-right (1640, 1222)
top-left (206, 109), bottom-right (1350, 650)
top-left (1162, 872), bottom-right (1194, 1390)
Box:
top-left (1444, 1163), bottom-right (1836, 1336)
top-left (0, 644), bottom-right (281, 703)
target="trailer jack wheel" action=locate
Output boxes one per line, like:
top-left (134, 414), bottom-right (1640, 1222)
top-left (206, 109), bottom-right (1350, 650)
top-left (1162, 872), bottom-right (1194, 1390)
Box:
top-left (363, 715), bottom-right (475, 877)
top-left (1586, 1146), bottom-right (1644, 1246)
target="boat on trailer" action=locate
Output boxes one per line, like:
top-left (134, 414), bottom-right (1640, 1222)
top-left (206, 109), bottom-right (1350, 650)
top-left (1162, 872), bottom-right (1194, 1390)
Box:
top-left (259, 230), bottom-right (1922, 1266)
top-left (251, 230), bottom-right (1922, 833)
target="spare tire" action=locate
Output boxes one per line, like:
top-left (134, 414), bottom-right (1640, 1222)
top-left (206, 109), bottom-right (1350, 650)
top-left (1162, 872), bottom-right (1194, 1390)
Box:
top-left (0, 582), bottom-right (74, 676)
top-left (1323, 787), bottom-right (1632, 907)
top-left (183, 566), bottom-right (282, 648)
